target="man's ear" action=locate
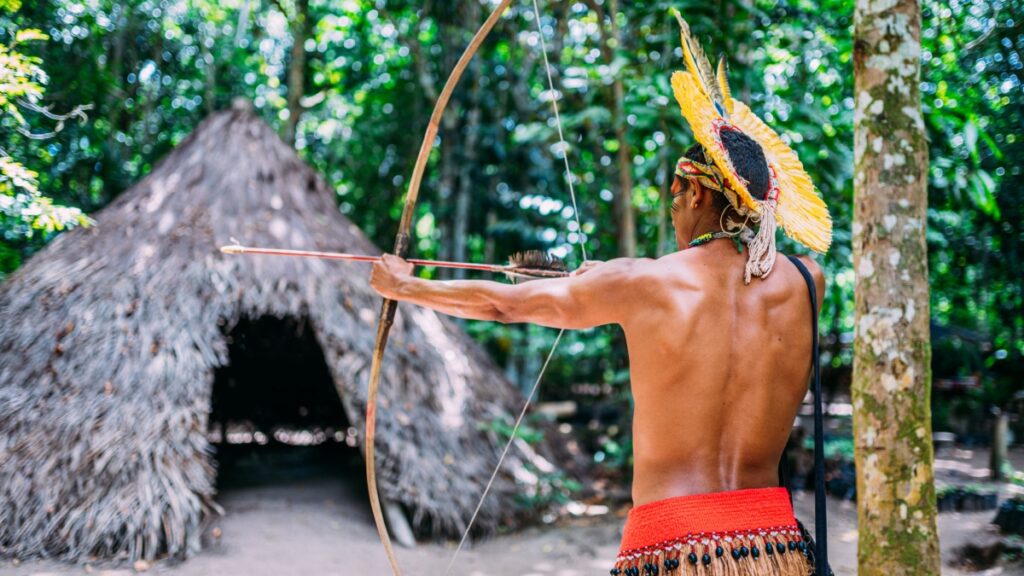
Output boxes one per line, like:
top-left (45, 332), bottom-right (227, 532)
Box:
top-left (690, 180), bottom-right (711, 208)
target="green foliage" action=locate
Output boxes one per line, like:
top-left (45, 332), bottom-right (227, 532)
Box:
top-left (1, 0), bottom-right (1021, 476)
top-left (480, 415), bottom-right (581, 511)
top-left (922, 0), bottom-right (1023, 417)
top-left (0, 10), bottom-right (90, 273)
top-left (802, 435), bottom-right (855, 460)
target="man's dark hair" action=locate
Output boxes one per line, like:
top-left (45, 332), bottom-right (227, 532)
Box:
top-left (678, 131), bottom-right (770, 211)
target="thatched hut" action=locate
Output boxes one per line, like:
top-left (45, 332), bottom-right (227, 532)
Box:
top-left (0, 103), bottom-right (563, 563)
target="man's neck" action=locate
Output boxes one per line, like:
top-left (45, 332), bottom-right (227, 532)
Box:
top-left (685, 212), bottom-right (722, 245)
top-left (679, 223), bottom-right (724, 249)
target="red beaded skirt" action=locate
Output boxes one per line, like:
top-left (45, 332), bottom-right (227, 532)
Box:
top-left (612, 487), bottom-right (812, 576)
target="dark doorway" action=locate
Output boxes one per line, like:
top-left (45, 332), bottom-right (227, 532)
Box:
top-left (209, 315), bottom-right (363, 492)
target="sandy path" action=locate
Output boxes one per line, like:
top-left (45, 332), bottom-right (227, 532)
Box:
top-left (0, 472), bottom-right (1013, 576)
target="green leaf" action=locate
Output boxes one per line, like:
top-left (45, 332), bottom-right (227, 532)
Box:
top-left (14, 29), bottom-right (48, 43)
top-left (968, 170), bottom-right (1001, 220)
top-left (964, 120), bottom-right (979, 163)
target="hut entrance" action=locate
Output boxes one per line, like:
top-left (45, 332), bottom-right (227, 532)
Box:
top-left (209, 315), bottom-right (363, 495)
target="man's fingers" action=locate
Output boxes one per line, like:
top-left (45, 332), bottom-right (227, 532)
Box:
top-left (380, 253), bottom-right (414, 275)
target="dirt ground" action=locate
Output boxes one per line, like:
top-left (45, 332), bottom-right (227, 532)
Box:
top-left (2, 445), bottom-right (1022, 576)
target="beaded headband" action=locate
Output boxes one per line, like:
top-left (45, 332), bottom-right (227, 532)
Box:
top-left (674, 157), bottom-right (781, 207)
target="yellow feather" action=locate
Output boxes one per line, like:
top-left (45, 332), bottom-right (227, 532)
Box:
top-left (717, 55), bottom-right (734, 115)
top-left (671, 10), bottom-right (704, 94)
top-left (671, 9), bottom-right (725, 117)
top-left (730, 101), bottom-right (833, 253)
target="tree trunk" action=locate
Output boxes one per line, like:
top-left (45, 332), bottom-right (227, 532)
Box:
top-left (656, 119), bottom-right (670, 257)
top-left (100, 8), bottom-right (128, 203)
top-left (587, 0), bottom-right (635, 257)
top-left (607, 0), bottom-right (636, 257)
top-left (284, 0), bottom-right (309, 146)
top-left (453, 1), bottom-right (482, 281)
top-left (435, 17), bottom-right (460, 276)
top-left (852, 1), bottom-right (940, 574)
top-left (202, 21), bottom-right (216, 114)
top-left (991, 408), bottom-right (1008, 481)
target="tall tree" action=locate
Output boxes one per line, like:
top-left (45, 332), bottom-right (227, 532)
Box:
top-left (852, 0), bottom-right (940, 574)
top-left (279, 0), bottom-right (309, 145)
top-left (588, 0), bottom-right (636, 257)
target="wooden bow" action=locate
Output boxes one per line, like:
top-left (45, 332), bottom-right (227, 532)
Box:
top-left (364, 2), bottom-right (515, 574)
top-left (366, 2), bottom-right (587, 574)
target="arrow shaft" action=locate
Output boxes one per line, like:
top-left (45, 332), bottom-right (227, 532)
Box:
top-left (224, 245), bottom-right (504, 273)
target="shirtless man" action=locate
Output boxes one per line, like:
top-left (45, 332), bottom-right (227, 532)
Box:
top-left (369, 171), bottom-right (823, 503)
top-left (370, 15), bottom-right (831, 576)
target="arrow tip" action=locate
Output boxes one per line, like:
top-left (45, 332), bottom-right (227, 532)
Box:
top-left (220, 244), bottom-right (244, 255)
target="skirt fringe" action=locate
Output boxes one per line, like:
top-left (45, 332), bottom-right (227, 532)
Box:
top-left (611, 530), bottom-right (812, 576)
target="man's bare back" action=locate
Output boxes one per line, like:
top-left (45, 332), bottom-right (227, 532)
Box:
top-left (618, 241), bottom-right (824, 505)
top-left (369, 237), bottom-right (824, 506)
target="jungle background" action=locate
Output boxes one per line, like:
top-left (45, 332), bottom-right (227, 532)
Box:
top-left (1, 0), bottom-right (1022, 573)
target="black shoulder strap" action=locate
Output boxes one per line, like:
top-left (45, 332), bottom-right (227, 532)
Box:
top-left (786, 255), bottom-right (829, 576)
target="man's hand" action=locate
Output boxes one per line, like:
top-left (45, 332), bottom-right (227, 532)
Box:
top-left (370, 254), bottom-right (415, 300)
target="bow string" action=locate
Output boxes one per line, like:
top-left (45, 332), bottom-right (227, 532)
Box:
top-left (363, 2), bottom-right (587, 575)
top-left (443, 0), bottom-right (587, 573)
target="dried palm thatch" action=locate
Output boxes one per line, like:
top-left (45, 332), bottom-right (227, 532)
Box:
top-left (0, 103), bottom-right (565, 563)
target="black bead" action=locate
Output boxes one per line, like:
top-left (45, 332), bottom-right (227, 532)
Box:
top-left (740, 545), bottom-right (749, 558)
top-left (731, 548), bottom-right (741, 560)
top-left (715, 546), bottom-right (724, 558)
top-left (610, 570), bottom-right (621, 576)
top-left (777, 542), bottom-right (786, 554)
top-left (663, 558), bottom-right (677, 571)
top-left (644, 561), bottom-right (658, 576)
top-left (788, 540), bottom-right (797, 551)
top-left (751, 546), bottom-right (760, 559)
top-left (687, 552), bottom-right (698, 565)
top-left (765, 543), bottom-right (774, 556)
top-left (702, 553), bottom-right (712, 566)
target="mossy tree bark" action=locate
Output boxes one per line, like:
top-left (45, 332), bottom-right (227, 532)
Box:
top-left (853, 1), bottom-right (940, 574)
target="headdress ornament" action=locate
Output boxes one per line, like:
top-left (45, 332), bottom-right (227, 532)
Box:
top-left (669, 9), bottom-right (832, 282)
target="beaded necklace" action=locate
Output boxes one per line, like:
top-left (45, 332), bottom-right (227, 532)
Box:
top-left (687, 231), bottom-right (745, 252)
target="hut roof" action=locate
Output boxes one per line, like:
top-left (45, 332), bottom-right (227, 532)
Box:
top-left (0, 104), bottom-right (561, 562)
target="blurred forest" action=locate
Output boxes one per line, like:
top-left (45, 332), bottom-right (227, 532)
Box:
top-left (1, 0), bottom-right (1021, 476)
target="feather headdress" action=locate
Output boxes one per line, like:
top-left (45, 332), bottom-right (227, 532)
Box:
top-left (669, 8), bottom-right (832, 282)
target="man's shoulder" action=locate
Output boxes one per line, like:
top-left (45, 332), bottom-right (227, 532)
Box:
top-left (789, 254), bottom-right (824, 280)
top-left (782, 253), bottom-right (826, 306)
top-left (598, 256), bottom-right (658, 273)
top-left (572, 257), bottom-right (653, 285)
top-left (594, 256), bottom-right (693, 285)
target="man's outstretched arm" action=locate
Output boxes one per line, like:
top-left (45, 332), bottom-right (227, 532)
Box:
top-left (369, 254), bottom-right (638, 329)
